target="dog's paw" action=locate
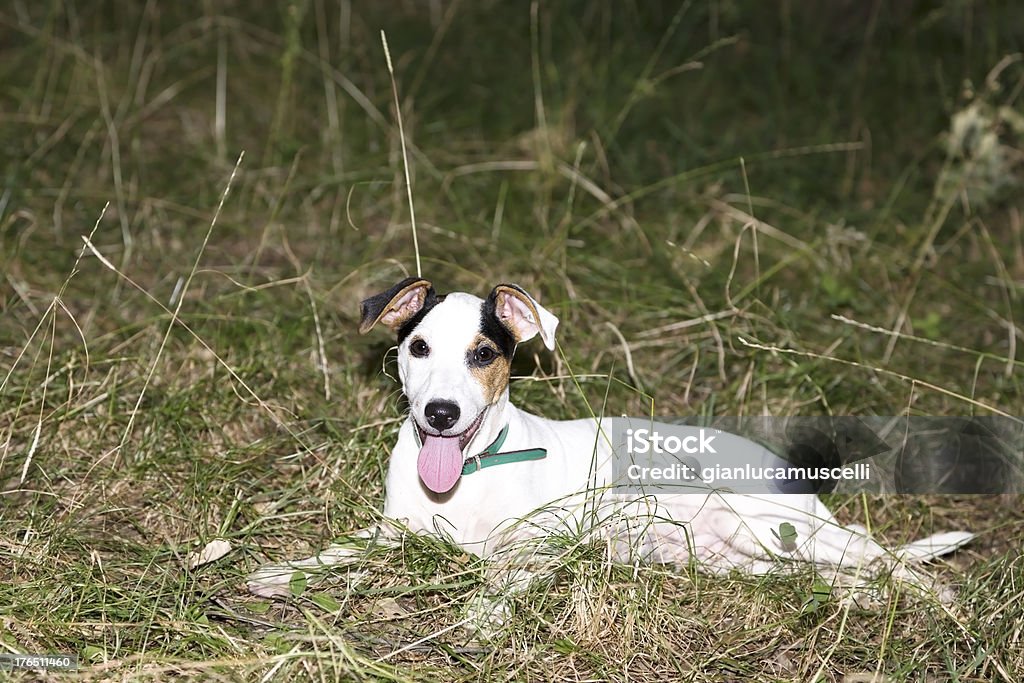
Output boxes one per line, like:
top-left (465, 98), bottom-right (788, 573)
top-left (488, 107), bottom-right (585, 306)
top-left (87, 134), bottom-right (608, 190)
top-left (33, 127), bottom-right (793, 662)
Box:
top-left (246, 563), bottom-right (307, 598)
top-left (463, 593), bottom-right (512, 640)
top-left (247, 549), bottom-right (372, 598)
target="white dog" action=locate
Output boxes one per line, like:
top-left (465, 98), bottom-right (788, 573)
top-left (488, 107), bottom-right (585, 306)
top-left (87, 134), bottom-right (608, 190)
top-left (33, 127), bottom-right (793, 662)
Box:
top-left (248, 278), bottom-right (973, 624)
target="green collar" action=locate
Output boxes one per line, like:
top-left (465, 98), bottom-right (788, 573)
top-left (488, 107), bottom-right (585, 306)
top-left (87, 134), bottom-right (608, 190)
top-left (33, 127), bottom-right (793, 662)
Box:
top-left (462, 425), bottom-right (547, 475)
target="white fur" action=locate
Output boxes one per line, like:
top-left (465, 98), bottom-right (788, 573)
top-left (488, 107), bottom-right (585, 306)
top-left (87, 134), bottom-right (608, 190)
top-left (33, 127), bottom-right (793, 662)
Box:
top-left (248, 287), bottom-right (973, 629)
top-left (398, 293), bottom-right (496, 440)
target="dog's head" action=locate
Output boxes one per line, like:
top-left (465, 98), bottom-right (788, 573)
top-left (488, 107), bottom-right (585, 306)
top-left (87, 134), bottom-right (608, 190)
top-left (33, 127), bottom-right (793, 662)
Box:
top-left (359, 278), bottom-right (558, 493)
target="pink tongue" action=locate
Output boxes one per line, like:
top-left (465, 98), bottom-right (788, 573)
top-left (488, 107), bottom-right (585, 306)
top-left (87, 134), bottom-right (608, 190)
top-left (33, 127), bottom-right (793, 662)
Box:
top-left (417, 434), bottom-right (464, 493)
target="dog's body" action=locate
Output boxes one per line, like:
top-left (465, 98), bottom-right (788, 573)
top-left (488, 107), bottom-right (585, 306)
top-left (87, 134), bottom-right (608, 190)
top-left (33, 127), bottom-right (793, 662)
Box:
top-left (248, 279), bottom-right (972, 617)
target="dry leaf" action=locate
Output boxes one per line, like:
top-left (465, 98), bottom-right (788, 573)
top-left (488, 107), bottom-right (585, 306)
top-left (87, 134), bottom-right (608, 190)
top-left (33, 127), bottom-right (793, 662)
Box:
top-left (188, 539), bottom-right (232, 568)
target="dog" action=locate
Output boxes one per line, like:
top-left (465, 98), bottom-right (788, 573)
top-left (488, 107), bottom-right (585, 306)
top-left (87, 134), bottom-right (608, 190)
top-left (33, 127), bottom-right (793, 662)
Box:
top-left (248, 278), bottom-right (973, 627)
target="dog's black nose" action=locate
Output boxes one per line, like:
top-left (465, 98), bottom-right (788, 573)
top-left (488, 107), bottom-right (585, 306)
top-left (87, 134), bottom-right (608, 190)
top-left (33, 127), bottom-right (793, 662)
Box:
top-left (424, 400), bottom-right (460, 431)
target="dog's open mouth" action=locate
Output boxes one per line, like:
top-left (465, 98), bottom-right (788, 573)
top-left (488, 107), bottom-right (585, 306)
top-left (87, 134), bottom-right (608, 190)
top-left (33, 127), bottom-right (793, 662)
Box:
top-left (415, 412), bottom-right (484, 494)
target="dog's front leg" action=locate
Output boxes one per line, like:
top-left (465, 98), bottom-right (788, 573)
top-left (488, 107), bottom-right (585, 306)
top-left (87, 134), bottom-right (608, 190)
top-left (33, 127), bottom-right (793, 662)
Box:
top-left (247, 524), bottom-right (399, 598)
top-left (462, 537), bottom-right (560, 638)
top-left (464, 561), bottom-right (538, 638)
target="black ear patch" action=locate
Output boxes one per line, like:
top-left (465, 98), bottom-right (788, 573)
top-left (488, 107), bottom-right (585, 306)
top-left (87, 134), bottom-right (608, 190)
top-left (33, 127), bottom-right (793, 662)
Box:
top-left (359, 277), bottom-right (435, 335)
top-left (480, 290), bottom-right (517, 358)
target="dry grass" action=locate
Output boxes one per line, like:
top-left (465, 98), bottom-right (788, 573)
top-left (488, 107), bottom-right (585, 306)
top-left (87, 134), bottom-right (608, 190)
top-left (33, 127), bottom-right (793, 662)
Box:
top-left (2, 2), bottom-right (1023, 681)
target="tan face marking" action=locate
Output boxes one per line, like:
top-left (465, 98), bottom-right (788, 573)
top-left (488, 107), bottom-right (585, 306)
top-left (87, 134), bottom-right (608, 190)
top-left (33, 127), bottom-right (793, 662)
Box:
top-left (466, 333), bottom-right (510, 404)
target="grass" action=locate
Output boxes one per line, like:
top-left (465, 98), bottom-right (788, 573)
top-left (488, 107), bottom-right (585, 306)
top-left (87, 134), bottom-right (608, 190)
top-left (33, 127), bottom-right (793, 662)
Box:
top-left (2, 1), bottom-right (1023, 680)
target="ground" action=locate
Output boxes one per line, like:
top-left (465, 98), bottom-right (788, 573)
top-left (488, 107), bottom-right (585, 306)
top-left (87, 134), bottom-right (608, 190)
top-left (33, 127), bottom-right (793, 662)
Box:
top-left (1, 2), bottom-right (1023, 681)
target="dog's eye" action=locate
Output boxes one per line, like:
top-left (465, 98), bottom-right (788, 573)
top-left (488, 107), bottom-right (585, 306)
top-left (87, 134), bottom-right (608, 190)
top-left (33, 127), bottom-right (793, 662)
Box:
top-left (410, 339), bottom-right (430, 357)
top-left (474, 346), bottom-right (496, 364)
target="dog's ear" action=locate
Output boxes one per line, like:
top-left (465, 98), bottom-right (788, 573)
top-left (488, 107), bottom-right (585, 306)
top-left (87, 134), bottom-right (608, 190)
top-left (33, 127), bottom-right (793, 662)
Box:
top-left (488, 284), bottom-right (559, 350)
top-left (359, 277), bottom-right (434, 334)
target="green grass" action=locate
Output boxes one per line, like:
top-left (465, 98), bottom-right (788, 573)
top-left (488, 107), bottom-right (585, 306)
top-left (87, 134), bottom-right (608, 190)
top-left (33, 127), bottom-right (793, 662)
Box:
top-left (2, 1), bottom-right (1023, 680)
